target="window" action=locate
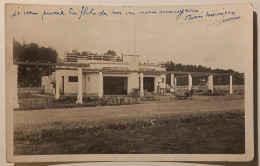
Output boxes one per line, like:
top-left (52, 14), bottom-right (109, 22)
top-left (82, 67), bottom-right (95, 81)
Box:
top-left (68, 76), bottom-right (78, 82)
top-left (162, 78), bottom-right (164, 83)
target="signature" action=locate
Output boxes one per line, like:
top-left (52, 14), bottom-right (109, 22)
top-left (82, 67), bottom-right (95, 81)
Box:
top-left (207, 16), bottom-right (241, 27)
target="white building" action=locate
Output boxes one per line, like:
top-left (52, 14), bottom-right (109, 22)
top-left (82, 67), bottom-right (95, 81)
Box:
top-left (42, 54), bottom-right (168, 103)
top-left (12, 54), bottom-right (235, 108)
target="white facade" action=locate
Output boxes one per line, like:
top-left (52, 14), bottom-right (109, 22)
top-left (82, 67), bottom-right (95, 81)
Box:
top-left (49, 55), bottom-right (167, 98)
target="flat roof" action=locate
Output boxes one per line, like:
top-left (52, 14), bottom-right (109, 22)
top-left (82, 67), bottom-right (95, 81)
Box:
top-left (14, 61), bottom-right (241, 76)
top-left (14, 61), bottom-right (90, 67)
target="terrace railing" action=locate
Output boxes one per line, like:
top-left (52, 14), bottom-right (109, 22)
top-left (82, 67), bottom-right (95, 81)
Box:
top-left (103, 67), bottom-right (129, 71)
top-left (64, 55), bottom-right (123, 63)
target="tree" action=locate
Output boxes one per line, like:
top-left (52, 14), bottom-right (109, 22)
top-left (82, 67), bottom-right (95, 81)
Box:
top-left (81, 51), bottom-right (97, 56)
top-left (71, 49), bottom-right (80, 55)
top-left (13, 39), bottom-right (58, 87)
top-left (104, 49), bottom-right (117, 56)
top-left (164, 61), bottom-right (244, 85)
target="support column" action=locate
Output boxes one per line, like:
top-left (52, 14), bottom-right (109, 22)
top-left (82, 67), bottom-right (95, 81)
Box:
top-left (55, 70), bottom-right (60, 100)
top-left (98, 72), bottom-right (103, 99)
top-left (211, 75), bottom-right (214, 92)
top-left (208, 75), bottom-right (213, 92)
top-left (12, 65), bottom-right (19, 108)
top-left (76, 68), bottom-right (83, 104)
top-left (230, 75), bottom-right (233, 95)
top-left (208, 75), bottom-right (214, 92)
top-left (140, 73), bottom-right (144, 97)
top-left (208, 75), bottom-right (210, 90)
top-left (170, 74), bottom-right (174, 87)
top-left (174, 77), bottom-right (177, 90)
top-left (188, 74), bottom-right (192, 91)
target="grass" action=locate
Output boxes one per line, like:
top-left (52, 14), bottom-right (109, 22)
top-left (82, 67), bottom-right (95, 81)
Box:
top-left (14, 110), bottom-right (245, 155)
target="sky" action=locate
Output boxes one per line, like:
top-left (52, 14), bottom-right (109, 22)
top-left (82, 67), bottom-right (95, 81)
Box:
top-left (6, 4), bottom-right (252, 73)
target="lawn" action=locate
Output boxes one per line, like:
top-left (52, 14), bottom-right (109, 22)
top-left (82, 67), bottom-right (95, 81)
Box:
top-left (14, 109), bottom-right (245, 155)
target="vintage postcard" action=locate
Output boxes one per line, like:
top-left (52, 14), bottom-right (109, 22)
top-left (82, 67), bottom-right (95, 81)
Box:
top-left (5, 3), bottom-right (254, 162)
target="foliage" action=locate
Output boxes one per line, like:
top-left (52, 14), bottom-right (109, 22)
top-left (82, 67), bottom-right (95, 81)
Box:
top-left (14, 40), bottom-right (57, 63)
top-left (81, 51), bottom-right (97, 56)
top-left (104, 49), bottom-right (117, 56)
top-left (71, 49), bottom-right (80, 55)
top-left (68, 49), bottom-right (117, 57)
top-left (165, 61), bottom-right (244, 85)
top-left (13, 40), bottom-right (58, 87)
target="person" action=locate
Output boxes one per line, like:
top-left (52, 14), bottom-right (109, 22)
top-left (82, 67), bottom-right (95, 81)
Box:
top-left (157, 82), bottom-right (160, 100)
top-left (170, 86), bottom-right (175, 99)
top-left (189, 87), bottom-right (194, 98)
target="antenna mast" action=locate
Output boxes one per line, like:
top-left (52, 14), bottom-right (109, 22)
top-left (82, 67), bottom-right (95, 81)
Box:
top-left (134, 17), bottom-right (136, 56)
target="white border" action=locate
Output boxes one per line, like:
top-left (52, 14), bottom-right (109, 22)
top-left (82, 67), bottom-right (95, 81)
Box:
top-left (2, 0), bottom-right (255, 164)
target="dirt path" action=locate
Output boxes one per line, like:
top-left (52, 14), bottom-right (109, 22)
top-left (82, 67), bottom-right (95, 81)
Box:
top-left (14, 95), bottom-right (244, 129)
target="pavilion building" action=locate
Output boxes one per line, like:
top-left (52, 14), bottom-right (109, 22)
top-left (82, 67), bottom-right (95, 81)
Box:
top-left (42, 54), bottom-right (169, 104)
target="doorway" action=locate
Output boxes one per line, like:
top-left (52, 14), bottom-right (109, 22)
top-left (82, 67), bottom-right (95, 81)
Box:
top-left (103, 77), bottom-right (128, 95)
top-left (143, 77), bottom-right (155, 92)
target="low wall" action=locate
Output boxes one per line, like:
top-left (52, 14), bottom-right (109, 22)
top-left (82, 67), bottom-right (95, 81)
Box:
top-left (192, 85), bottom-right (244, 93)
top-left (176, 86), bottom-right (189, 90)
top-left (213, 85), bottom-right (244, 91)
top-left (102, 95), bottom-right (140, 105)
top-left (166, 85), bottom-right (244, 94)
top-left (17, 95), bottom-right (141, 110)
top-left (18, 87), bottom-right (43, 94)
top-left (18, 97), bottom-right (54, 110)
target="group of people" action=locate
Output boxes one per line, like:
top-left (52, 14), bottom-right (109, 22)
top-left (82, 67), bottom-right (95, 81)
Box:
top-left (156, 82), bottom-right (194, 99)
top-left (156, 82), bottom-right (177, 99)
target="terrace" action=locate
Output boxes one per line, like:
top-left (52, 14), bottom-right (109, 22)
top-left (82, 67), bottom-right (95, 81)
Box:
top-left (64, 54), bottom-right (123, 63)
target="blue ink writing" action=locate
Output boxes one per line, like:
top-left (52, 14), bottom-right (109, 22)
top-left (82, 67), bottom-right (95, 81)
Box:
top-left (111, 10), bottom-right (121, 15)
top-left (159, 9), bottom-right (199, 20)
top-left (69, 7), bottom-right (77, 15)
top-left (207, 15), bottom-right (241, 27)
top-left (99, 10), bottom-right (108, 16)
top-left (140, 10), bottom-right (157, 14)
top-left (11, 7), bottom-right (20, 18)
top-left (206, 9), bottom-right (236, 17)
top-left (41, 8), bottom-right (65, 20)
top-left (24, 10), bottom-right (38, 15)
top-left (176, 9), bottom-right (198, 20)
top-left (126, 11), bottom-right (135, 15)
top-left (222, 16), bottom-right (240, 22)
top-left (78, 6), bottom-right (96, 19)
top-left (10, 6), bottom-right (240, 27)
top-left (185, 14), bottom-right (203, 20)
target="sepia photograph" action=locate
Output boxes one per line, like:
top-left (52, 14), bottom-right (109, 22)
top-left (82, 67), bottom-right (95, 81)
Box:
top-left (5, 3), bottom-right (254, 162)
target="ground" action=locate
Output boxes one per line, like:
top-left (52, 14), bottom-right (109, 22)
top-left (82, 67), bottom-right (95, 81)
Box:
top-left (13, 94), bottom-right (245, 155)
